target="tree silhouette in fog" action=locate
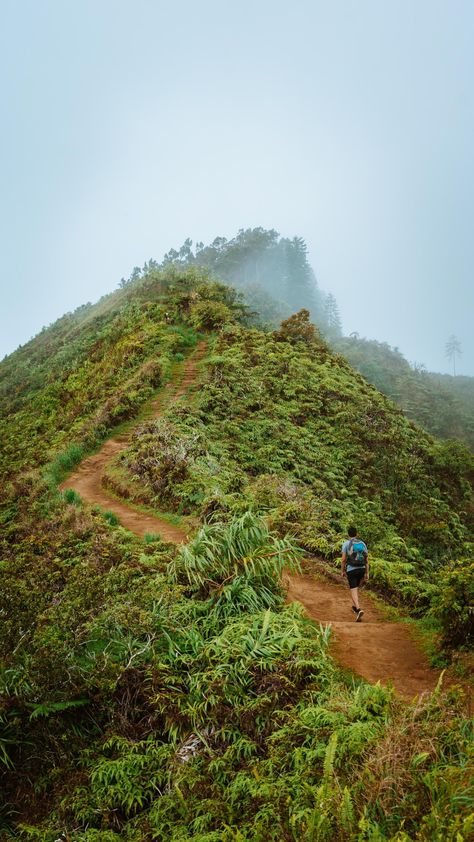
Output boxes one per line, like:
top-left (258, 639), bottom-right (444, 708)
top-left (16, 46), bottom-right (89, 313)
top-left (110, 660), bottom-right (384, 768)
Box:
top-left (162, 228), bottom-right (329, 331)
top-left (445, 334), bottom-right (462, 376)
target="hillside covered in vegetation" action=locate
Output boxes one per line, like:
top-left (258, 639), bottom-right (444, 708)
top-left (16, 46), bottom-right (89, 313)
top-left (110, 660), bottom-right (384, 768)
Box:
top-left (141, 228), bottom-right (474, 451)
top-left (336, 336), bottom-right (474, 451)
top-left (1, 266), bottom-right (473, 840)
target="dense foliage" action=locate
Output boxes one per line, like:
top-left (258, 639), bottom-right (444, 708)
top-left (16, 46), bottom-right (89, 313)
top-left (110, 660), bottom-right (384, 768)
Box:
top-left (0, 267), bottom-right (249, 484)
top-left (336, 336), bottom-right (474, 451)
top-left (1, 267), bottom-right (473, 839)
top-left (116, 311), bottom-right (473, 620)
top-left (123, 227), bottom-right (337, 336)
top-left (1, 500), bottom-right (472, 840)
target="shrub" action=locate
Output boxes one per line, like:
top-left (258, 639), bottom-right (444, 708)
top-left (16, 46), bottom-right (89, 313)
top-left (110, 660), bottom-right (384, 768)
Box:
top-left (189, 300), bottom-right (234, 330)
top-left (120, 418), bottom-right (204, 513)
top-left (274, 308), bottom-right (324, 346)
top-left (431, 558), bottom-right (474, 647)
top-left (104, 511), bottom-right (120, 526)
top-left (63, 488), bottom-right (82, 506)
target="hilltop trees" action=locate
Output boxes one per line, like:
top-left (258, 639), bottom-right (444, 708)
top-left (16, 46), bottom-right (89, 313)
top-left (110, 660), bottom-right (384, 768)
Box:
top-left (161, 227), bottom-right (330, 331)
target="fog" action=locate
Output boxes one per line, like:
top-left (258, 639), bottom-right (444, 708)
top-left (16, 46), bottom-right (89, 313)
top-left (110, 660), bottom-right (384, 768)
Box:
top-left (1, 0), bottom-right (473, 374)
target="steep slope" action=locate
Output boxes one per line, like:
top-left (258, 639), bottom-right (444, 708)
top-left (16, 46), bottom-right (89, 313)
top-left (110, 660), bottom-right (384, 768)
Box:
top-left (336, 335), bottom-right (474, 450)
top-left (59, 337), bottom-right (445, 701)
top-left (1, 268), bottom-right (473, 840)
top-left (113, 311), bottom-right (473, 615)
top-left (61, 343), bottom-right (207, 541)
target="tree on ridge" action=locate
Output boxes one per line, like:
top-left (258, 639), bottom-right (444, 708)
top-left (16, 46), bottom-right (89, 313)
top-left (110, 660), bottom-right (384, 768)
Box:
top-left (445, 334), bottom-right (462, 376)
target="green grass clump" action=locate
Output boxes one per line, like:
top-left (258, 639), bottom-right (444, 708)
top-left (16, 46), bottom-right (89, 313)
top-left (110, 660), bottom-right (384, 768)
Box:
top-left (143, 532), bottom-right (161, 543)
top-left (62, 488), bottom-right (82, 506)
top-left (46, 442), bottom-right (85, 484)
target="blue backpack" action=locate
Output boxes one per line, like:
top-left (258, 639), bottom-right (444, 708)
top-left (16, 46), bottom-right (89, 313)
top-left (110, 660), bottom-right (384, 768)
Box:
top-left (347, 538), bottom-right (367, 568)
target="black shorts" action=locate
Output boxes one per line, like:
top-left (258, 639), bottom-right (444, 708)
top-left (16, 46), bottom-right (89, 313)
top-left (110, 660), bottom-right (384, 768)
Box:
top-left (347, 568), bottom-right (366, 589)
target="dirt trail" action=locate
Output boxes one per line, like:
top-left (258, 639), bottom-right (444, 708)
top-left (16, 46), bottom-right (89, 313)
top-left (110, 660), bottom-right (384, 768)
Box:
top-left (285, 572), bottom-right (442, 700)
top-left (61, 343), bottom-right (207, 542)
top-left (62, 344), bottom-right (446, 699)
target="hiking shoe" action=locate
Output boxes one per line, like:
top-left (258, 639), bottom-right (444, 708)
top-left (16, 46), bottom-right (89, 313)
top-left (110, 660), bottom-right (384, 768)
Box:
top-left (351, 606), bottom-right (358, 615)
top-left (356, 609), bottom-right (364, 622)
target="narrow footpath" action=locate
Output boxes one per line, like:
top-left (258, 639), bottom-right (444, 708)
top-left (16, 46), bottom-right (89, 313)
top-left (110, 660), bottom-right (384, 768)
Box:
top-left (285, 572), bottom-right (441, 701)
top-left (62, 343), bottom-right (447, 701)
top-left (61, 343), bottom-right (206, 542)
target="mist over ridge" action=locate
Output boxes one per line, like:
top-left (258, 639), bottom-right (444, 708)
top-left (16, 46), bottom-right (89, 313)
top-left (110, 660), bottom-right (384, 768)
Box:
top-left (1, 2), bottom-right (474, 373)
top-left (118, 227), bottom-right (474, 451)
top-left (4, 225), bottom-right (472, 452)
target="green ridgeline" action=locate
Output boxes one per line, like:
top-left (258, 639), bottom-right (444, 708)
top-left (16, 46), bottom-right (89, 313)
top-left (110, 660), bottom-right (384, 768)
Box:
top-left (335, 334), bottom-right (474, 451)
top-left (0, 267), bottom-right (472, 840)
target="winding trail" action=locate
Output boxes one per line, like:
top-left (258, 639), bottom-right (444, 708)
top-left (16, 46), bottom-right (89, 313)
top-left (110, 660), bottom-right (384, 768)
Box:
top-left (61, 343), bottom-right (206, 542)
top-left (62, 342), bottom-right (447, 700)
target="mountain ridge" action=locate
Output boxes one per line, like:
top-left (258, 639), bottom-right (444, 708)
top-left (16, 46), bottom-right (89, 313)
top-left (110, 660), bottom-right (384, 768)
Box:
top-left (1, 265), bottom-right (473, 839)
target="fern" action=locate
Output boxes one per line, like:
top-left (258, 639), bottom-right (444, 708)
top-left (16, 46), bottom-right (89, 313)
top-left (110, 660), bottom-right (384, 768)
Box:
top-left (28, 698), bottom-right (90, 720)
top-left (339, 786), bottom-right (355, 834)
top-left (323, 732), bottom-right (338, 781)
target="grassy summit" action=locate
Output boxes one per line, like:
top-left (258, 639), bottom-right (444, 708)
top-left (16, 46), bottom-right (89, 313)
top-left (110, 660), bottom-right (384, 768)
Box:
top-left (0, 267), bottom-right (472, 840)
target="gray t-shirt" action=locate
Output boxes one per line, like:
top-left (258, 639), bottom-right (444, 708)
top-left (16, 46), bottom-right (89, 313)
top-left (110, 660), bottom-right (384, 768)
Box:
top-left (342, 538), bottom-right (368, 572)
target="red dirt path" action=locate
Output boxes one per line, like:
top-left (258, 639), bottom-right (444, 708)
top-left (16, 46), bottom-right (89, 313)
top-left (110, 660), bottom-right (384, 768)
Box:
top-left (61, 344), bottom-right (206, 542)
top-left (285, 572), bottom-right (442, 701)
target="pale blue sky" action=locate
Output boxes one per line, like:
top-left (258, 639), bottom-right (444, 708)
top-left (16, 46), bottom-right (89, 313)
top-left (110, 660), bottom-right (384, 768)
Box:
top-left (1, 0), bottom-right (473, 373)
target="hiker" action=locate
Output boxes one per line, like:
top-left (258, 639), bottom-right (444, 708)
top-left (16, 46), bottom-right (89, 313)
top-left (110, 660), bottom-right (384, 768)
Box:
top-left (341, 527), bottom-right (369, 621)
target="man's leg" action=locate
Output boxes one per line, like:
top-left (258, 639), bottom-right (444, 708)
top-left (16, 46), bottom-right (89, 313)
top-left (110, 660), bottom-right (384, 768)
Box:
top-left (349, 571), bottom-right (365, 620)
top-left (350, 587), bottom-right (360, 610)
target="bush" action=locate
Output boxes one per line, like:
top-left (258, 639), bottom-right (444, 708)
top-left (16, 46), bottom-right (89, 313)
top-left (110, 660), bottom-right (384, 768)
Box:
top-left (63, 488), bottom-right (82, 506)
top-left (120, 418), bottom-right (204, 513)
top-left (274, 308), bottom-right (324, 346)
top-left (189, 299), bottom-right (234, 330)
top-left (431, 558), bottom-right (474, 647)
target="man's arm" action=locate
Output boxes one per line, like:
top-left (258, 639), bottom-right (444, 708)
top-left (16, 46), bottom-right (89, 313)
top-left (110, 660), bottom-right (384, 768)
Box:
top-left (364, 554), bottom-right (369, 582)
top-left (341, 551), bottom-right (347, 577)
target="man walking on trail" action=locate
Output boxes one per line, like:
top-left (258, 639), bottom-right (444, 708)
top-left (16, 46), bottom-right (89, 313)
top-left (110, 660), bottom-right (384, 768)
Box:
top-left (341, 527), bottom-right (369, 621)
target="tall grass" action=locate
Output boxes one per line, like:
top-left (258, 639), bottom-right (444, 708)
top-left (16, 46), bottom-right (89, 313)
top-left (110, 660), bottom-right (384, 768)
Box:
top-left (44, 442), bottom-right (85, 485)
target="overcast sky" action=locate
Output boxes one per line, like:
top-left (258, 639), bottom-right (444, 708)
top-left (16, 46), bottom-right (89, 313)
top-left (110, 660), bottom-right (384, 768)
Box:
top-left (1, 0), bottom-right (473, 374)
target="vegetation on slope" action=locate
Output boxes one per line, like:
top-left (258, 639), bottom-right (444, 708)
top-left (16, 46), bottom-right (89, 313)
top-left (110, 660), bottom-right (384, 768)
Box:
top-left (140, 227), bottom-right (474, 451)
top-left (123, 227), bottom-right (337, 337)
top-left (1, 267), bottom-right (473, 840)
top-left (336, 336), bottom-right (474, 451)
top-left (116, 306), bottom-right (474, 634)
top-left (0, 266), bottom-right (249, 484)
